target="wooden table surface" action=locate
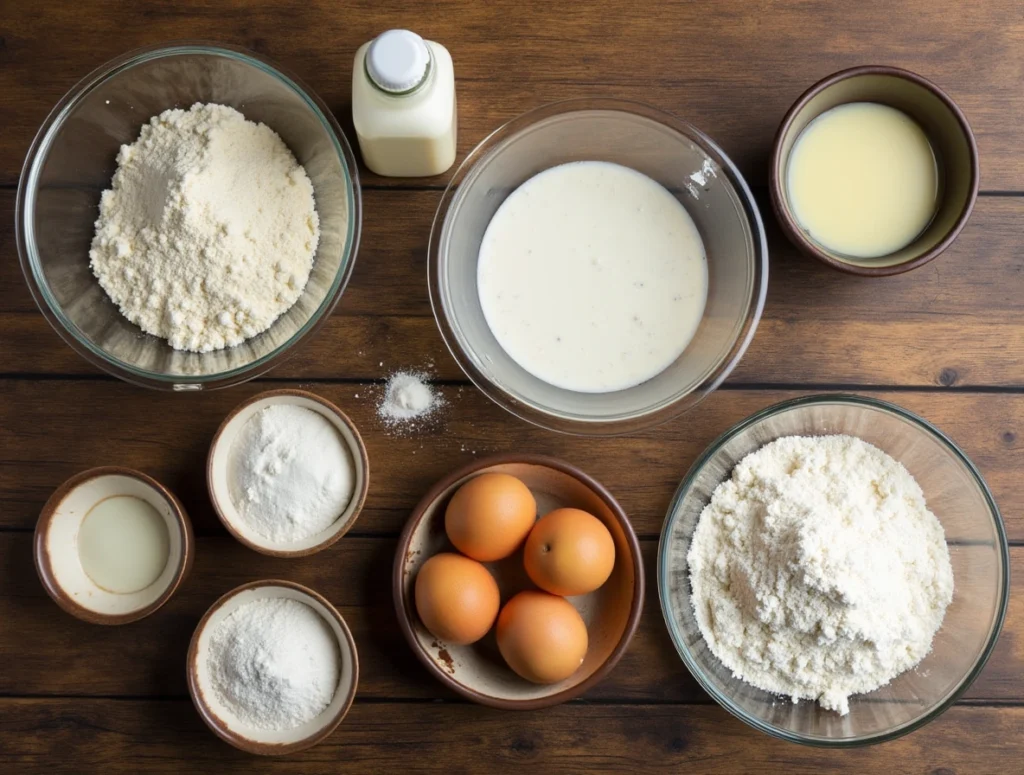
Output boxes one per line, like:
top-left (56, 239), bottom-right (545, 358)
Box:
top-left (2, 1), bottom-right (1022, 772)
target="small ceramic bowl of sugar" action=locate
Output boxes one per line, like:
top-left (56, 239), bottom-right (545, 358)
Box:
top-left (208, 389), bottom-right (369, 557)
top-left (34, 467), bottom-right (194, 624)
top-left (187, 579), bottom-right (359, 755)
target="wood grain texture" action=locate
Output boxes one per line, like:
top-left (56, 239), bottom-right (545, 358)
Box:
top-left (1, 0), bottom-right (1022, 189)
top-left (0, 381), bottom-right (1020, 538)
top-left (2, 699), bottom-right (1023, 774)
top-left (3, 0), bottom-right (1023, 770)
top-left (1, 533), bottom-right (1019, 703)
top-left (3, 190), bottom-right (1024, 388)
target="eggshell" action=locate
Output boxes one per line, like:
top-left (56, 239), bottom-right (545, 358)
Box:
top-left (414, 552), bottom-right (500, 645)
top-left (523, 507), bottom-right (615, 596)
top-left (445, 473), bottom-right (536, 561)
top-left (496, 590), bottom-right (588, 684)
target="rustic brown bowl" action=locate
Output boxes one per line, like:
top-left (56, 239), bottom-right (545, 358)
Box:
top-left (187, 579), bottom-right (359, 756)
top-left (34, 466), bottom-right (194, 625)
top-left (393, 454), bottom-right (644, 709)
top-left (207, 389), bottom-right (369, 557)
top-left (770, 65), bottom-right (979, 276)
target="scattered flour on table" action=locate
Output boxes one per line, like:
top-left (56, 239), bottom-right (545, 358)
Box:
top-left (228, 404), bottom-right (353, 543)
top-left (89, 102), bottom-right (320, 352)
top-left (378, 371), bottom-right (444, 427)
top-left (687, 434), bottom-right (954, 716)
top-left (206, 598), bottom-right (340, 731)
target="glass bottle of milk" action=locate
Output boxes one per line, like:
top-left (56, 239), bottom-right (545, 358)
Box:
top-left (352, 29), bottom-right (457, 177)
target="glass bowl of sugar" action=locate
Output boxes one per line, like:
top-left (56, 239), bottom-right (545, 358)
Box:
top-left (17, 42), bottom-right (361, 389)
top-left (428, 98), bottom-right (768, 435)
top-left (658, 394), bottom-right (1009, 746)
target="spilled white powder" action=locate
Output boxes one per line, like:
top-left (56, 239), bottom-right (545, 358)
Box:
top-left (89, 102), bottom-right (320, 352)
top-left (378, 372), bottom-right (443, 424)
top-left (687, 434), bottom-right (953, 716)
top-left (207, 598), bottom-right (340, 731)
top-left (228, 404), bottom-right (353, 543)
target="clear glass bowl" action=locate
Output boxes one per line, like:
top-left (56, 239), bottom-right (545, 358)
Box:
top-left (428, 98), bottom-right (768, 435)
top-left (16, 43), bottom-right (361, 390)
top-left (658, 395), bottom-right (1009, 746)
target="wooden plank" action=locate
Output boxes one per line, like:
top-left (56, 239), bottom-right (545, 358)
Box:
top-left (2, 698), bottom-right (1022, 773)
top-left (4, 191), bottom-right (1024, 387)
top-left (1, 533), bottom-right (1019, 702)
top-left (1, 0), bottom-right (1022, 189)
top-left (0, 381), bottom-right (1020, 538)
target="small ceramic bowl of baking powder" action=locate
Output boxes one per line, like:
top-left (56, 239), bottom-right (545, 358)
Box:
top-left (34, 467), bottom-right (194, 625)
top-left (208, 389), bottom-right (369, 557)
top-left (187, 579), bottom-right (359, 755)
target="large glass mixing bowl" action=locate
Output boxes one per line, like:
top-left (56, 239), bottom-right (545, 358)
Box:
top-left (16, 43), bottom-right (361, 389)
top-left (428, 99), bottom-right (768, 435)
top-left (659, 395), bottom-right (1009, 745)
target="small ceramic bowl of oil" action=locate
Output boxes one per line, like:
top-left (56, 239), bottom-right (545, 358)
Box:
top-left (34, 466), bottom-right (194, 624)
top-left (770, 65), bottom-right (979, 276)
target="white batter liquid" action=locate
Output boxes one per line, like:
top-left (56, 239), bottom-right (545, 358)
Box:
top-left (477, 161), bottom-right (708, 393)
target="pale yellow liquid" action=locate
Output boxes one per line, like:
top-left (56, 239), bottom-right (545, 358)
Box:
top-left (787, 102), bottom-right (938, 259)
top-left (78, 496), bottom-right (170, 594)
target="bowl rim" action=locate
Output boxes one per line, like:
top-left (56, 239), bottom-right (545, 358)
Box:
top-left (206, 388), bottom-right (370, 557)
top-left (657, 393), bottom-right (1010, 746)
top-left (15, 40), bottom-right (362, 389)
top-left (427, 97), bottom-right (769, 436)
top-left (392, 453), bottom-right (646, 709)
top-left (769, 65), bottom-right (980, 277)
top-left (185, 579), bottom-right (359, 756)
top-left (33, 466), bottom-right (195, 625)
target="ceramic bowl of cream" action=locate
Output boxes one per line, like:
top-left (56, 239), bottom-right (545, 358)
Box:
top-left (34, 467), bottom-right (194, 625)
top-left (187, 579), bottom-right (359, 755)
top-left (770, 66), bottom-right (979, 276)
top-left (207, 389), bottom-right (369, 557)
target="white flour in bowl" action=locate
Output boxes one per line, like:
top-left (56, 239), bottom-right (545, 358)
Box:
top-left (89, 103), bottom-right (320, 353)
top-left (206, 597), bottom-right (339, 731)
top-left (687, 434), bottom-right (954, 715)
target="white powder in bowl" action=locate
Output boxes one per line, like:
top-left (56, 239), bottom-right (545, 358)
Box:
top-left (227, 404), bottom-right (354, 543)
top-left (89, 103), bottom-right (320, 353)
top-left (206, 597), bottom-right (340, 731)
top-left (687, 434), bottom-right (954, 716)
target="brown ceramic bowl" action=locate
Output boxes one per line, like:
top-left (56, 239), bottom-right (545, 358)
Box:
top-left (34, 467), bottom-right (194, 625)
top-left (187, 579), bottom-right (359, 756)
top-left (207, 389), bottom-right (369, 557)
top-left (393, 454), bottom-right (644, 709)
top-left (770, 65), bottom-right (979, 276)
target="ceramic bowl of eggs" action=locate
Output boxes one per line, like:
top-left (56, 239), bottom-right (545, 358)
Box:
top-left (393, 454), bottom-right (644, 708)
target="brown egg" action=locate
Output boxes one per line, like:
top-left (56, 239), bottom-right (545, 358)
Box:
top-left (496, 590), bottom-right (588, 684)
top-left (445, 473), bottom-right (537, 562)
top-left (523, 508), bottom-right (616, 596)
top-left (414, 553), bottom-right (500, 645)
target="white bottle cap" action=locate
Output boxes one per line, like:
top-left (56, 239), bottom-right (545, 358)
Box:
top-left (366, 29), bottom-right (431, 93)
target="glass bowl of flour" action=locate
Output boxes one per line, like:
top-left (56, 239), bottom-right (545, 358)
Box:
top-left (17, 43), bottom-right (361, 389)
top-left (658, 395), bottom-right (1009, 746)
top-left (428, 99), bottom-right (768, 435)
